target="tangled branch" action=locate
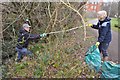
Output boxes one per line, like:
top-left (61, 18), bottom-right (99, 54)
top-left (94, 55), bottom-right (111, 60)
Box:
top-left (60, 0), bottom-right (86, 41)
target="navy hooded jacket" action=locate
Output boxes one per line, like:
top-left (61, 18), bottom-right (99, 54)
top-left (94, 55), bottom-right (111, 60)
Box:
top-left (16, 28), bottom-right (40, 49)
top-left (92, 17), bottom-right (112, 43)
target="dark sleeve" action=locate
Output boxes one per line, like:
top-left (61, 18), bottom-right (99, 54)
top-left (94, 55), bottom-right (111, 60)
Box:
top-left (28, 34), bottom-right (40, 40)
top-left (91, 23), bottom-right (99, 29)
top-left (98, 23), bottom-right (109, 43)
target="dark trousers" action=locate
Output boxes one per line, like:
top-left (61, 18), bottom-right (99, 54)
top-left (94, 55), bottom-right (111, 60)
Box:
top-left (99, 42), bottom-right (109, 57)
top-left (15, 47), bottom-right (32, 60)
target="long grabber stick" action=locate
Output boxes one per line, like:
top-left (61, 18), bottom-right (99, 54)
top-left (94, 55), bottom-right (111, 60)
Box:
top-left (46, 26), bottom-right (83, 35)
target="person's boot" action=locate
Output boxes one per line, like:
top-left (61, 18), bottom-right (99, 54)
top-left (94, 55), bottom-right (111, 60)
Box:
top-left (103, 56), bottom-right (109, 61)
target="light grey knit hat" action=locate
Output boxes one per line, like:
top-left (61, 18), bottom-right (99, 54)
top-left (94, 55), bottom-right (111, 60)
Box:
top-left (23, 24), bottom-right (31, 28)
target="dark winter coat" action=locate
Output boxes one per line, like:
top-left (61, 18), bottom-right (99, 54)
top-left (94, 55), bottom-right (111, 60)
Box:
top-left (92, 17), bottom-right (112, 43)
top-left (16, 28), bottom-right (40, 49)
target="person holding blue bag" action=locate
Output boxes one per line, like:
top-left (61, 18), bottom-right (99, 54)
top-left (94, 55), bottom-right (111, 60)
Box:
top-left (16, 19), bottom-right (48, 62)
top-left (88, 10), bottom-right (112, 61)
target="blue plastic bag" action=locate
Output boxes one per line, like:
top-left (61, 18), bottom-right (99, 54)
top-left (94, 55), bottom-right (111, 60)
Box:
top-left (85, 44), bottom-right (120, 79)
top-left (85, 45), bottom-right (101, 72)
top-left (101, 61), bottom-right (120, 79)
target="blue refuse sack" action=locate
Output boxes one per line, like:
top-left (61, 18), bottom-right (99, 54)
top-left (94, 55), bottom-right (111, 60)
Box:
top-left (85, 44), bottom-right (120, 79)
top-left (85, 45), bottom-right (101, 72)
top-left (101, 61), bottom-right (120, 79)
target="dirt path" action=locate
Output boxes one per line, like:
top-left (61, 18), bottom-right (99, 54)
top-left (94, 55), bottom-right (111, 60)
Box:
top-left (88, 19), bottom-right (119, 62)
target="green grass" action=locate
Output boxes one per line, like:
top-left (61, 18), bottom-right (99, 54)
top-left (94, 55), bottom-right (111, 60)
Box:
top-left (111, 18), bottom-right (120, 32)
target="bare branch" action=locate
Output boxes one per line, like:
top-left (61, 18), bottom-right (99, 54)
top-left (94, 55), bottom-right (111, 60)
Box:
top-left (61, 0), bottom-right (86, 41)
top-left (1, 4), bottom-right (29, 33)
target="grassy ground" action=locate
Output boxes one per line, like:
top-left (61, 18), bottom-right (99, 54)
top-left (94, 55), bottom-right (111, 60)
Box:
top-left (2, 27), bottom-right (100, 78)
top-left (111, 18), bottom-right (120, 32)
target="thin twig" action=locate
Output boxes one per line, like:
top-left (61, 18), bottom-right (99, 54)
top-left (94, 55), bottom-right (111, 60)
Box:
top-left (52, 7), bottom-right (58, 29)
top-left (48, 2), bottom-right (52, 18)
top-left (1, 3), bottom-right (29, 33)
top-left (58, 11), bottom-right (71, 23)
top-left (78, 2), bottom-right (87, 11)
top-left (45, 3), bottom-right (58, 33)
top-left (28, 3), bottom-right (40, 16)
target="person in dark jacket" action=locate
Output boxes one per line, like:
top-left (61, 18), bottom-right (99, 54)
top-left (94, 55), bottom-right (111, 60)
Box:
top-left (88, 10), bottom-right (112, 61)
top-left (16, 23), bottom-right (48, 62)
